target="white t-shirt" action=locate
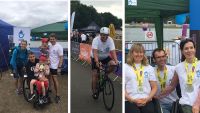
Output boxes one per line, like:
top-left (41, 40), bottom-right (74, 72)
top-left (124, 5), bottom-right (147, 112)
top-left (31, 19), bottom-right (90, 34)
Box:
top-left (81, 34), bottom-right (87, 41)
top-left (49, 43), bottom-right (63, 69)
top-left (175, 61), bottom-right (200, 106)
top-left (154, 65), bottom-right (179, 104)
top-left (125, 63), bottom-right (157, 100)
top-left (91, 35), bottom-right (115, 60)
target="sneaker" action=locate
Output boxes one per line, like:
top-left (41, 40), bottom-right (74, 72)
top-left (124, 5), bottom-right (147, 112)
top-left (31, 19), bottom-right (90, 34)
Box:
top-left (15, 89), bottom-right (20, 95)
top-left (92, 92), bottom-right (99, 99)
top-left (28, 93), bottom-right (35, 101)
top-left (55, 96), bottom-right (61, 103)
top-left (42, 96), bottom-right (48, 104)
top-left (39, 97), bottom-right (44, 104)
top-left (18, 88), bottom-right (23, 95)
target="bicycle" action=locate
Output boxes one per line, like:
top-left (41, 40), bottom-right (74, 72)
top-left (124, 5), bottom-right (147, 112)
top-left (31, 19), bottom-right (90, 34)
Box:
top-left (92, 63), bottom-right (119, 111)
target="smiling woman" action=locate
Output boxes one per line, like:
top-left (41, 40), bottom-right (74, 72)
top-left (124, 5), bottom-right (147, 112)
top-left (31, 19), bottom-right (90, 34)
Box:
top-left (125, 43), bottom-right (158, 113)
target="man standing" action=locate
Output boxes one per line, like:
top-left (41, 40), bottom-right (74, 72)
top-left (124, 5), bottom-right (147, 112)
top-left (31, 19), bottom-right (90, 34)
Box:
top-left (152, 48), bottom-right (179, 113)
top-left (49, 33), bottom-right (63, 103)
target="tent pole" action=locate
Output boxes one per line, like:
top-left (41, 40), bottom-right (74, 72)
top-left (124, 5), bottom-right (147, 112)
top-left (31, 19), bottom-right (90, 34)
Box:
top-left (155, 17), bottom-right (164, 48)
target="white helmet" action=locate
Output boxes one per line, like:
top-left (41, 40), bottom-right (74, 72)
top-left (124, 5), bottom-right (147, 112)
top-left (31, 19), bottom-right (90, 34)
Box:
top-left (100, 27), bottom-right (109, 35)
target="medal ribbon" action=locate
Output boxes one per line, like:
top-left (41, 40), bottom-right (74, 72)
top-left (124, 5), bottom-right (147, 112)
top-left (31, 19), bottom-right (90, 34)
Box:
top-left (156, 66), bottom-right (167, 91)
top-left (184, 58), bottom-right (198, 85)
top-left (132, 64), bottom-right (144, 88)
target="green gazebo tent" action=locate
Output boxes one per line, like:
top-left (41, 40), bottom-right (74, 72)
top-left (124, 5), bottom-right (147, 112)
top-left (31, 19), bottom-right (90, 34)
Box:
top-left (31, 21), bottom-right (68, 40)
top-left (125, 0), bottom-right (189, 48)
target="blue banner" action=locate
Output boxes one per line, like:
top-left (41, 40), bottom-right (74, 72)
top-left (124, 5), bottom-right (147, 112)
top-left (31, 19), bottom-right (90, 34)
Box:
top-left (190, 0), bottom-right (200, 30)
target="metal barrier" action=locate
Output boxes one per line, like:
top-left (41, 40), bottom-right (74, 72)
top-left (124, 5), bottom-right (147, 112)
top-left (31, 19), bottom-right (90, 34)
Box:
top-left (71, 41), bottom-right (80, 61)
top-left (125, 41), bottom-right (181, 66)
top-left (71, 41), bottom-right (122, 81)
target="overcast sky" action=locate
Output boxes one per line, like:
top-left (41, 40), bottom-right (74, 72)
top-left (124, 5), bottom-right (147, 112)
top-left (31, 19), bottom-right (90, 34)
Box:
top-left (0, 1), bottom-right (68, 28)
top-left (80, 0), bottom-right (122, 19)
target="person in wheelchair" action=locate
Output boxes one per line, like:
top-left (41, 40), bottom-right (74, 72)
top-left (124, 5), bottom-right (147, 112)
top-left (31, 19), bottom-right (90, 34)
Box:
top-left (152, 48), bottom-right (179, 113)
top-left (25, 52), bottom-right (39, 101)
top-left (33, 55), bottom-right (50, 103)
top-left (159, 39), bottom-right (200, 113)
top-left (125, 43), bottom-right (157, 113)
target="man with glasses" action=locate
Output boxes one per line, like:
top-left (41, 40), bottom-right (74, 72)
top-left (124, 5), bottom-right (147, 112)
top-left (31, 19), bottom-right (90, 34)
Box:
top-left (152, 48), bottom-right (179, 113)
top-left (91, 27), bottom-right (118, 98)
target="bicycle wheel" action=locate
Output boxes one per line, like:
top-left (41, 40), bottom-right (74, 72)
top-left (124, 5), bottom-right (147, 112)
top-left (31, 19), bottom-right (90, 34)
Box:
top-left (23, 78), bottom-right (31, 102)
top-left (103, 78), bottom-right (115, 111)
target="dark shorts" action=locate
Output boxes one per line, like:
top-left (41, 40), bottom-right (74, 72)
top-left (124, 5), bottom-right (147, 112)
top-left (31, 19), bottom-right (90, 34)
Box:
top-left (50, 68), bottom-right (58, 75)
top-left (13, 66), bottom-right (24, 79)
top-left (91, 56), bottom-right (112, 70)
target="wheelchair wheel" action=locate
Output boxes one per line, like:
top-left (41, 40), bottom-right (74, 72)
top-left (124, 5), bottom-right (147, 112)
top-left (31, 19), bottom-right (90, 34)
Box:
top-left (23, 78), bottom-right (31, 102)
top-left (103, 78), bottom-right (114, 111)
top-left (33, 86), bottom-right (40, 108)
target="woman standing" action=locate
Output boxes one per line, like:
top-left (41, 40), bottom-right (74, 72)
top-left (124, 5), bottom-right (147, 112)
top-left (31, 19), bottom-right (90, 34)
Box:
top-left (160, 38), bottom-right (200, 113)
top-left (125, 43), bottom-right (157, 113)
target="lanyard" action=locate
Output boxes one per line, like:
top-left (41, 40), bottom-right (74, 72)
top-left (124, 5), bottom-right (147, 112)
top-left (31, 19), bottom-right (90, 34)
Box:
top-left (184, 58), bottom-right (198, 85)
top-left (132, 64), bottom-right (144, 87)
top-left (156, 66), bottom-right (167, 91)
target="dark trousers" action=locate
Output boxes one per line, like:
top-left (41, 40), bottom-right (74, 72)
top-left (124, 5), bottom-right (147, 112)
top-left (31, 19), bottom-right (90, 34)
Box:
top-left (125, 101), bottom-right (155, 113)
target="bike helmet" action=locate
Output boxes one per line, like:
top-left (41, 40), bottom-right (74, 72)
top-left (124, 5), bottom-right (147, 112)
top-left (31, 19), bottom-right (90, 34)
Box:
top-left (100, 27), bottom-right (109, 35)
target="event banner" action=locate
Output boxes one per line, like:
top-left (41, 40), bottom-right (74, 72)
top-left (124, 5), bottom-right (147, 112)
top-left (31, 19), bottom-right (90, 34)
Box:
top-left (13, 27), bottom-right (31, 46)
top-left (79, 43), bottom-right (91, 64)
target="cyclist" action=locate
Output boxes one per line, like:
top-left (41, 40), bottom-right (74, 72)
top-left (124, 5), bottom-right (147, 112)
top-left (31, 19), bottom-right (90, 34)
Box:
top-left (91, 27), bottom-right (118, 98)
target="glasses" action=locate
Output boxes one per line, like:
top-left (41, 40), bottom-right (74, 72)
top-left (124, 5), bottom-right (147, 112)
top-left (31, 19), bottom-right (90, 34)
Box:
top-left (155, 55), bottom-right (166, 59)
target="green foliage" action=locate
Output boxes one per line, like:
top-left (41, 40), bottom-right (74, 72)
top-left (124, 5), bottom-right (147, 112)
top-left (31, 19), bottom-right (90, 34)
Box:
top-left (71, 1), bottom-right (122, 29)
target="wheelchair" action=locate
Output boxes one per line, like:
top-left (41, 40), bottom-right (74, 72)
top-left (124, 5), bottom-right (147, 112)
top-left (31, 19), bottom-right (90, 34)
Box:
top-left (23, 75), bottom-right (51, 108)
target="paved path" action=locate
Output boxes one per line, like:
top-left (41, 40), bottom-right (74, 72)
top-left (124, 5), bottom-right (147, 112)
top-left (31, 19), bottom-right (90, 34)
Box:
top-left (71, 60), bottom-right (122, 113)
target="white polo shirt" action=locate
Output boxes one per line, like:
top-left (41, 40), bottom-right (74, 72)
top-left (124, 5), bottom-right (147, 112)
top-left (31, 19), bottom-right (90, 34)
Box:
top-left (125, 63), bottom-right (157, 100)
top-left (175, 61), bottom-right (200, 106)
top-left (154, 65), bottom-right (179, 104)
top-left (91, 35), bottom-right (115, 60)
top-left (49, 43), bottom-right (63, 69)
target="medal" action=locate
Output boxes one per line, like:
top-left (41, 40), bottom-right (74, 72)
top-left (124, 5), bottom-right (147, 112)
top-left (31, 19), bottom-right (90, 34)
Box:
top-left (132, 64), bottom-right (145, 93)
top-left (156, 66), bottom-right (167, 91)
top-left (185, 84), bottom-right (194, 92)
top-left (184, 58), bottom-right (198, 92)
top-left (137, 86), bottom-right (144, 93)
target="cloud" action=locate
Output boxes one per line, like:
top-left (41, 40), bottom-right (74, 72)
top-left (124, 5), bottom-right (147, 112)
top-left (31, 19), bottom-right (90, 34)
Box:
top-left (80, 0), bottom-right (122, 19)
top-left (0, 1), bottom-right (68, 28)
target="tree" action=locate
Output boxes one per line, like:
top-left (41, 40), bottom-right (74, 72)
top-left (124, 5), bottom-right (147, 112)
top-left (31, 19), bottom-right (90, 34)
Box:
top-left (71, 1), bottom-right (122, 29)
